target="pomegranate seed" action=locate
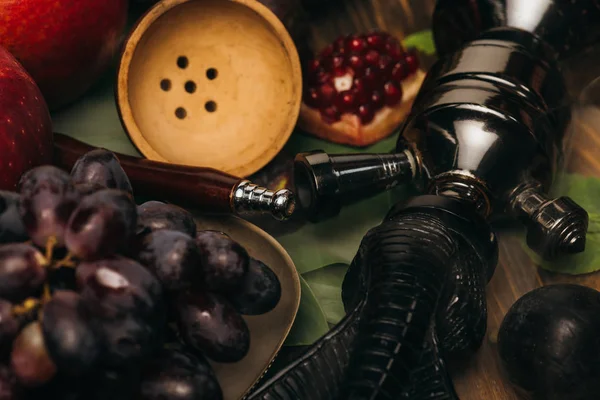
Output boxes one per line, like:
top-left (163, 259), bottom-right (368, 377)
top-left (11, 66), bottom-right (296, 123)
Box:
top-left (377, 55), bottom-right (393, 75)
top-left (335, 67), bottom-right (349, 77)
top-left (328, 53), bottom-right (345, 70)
top-left (346, 53), bottom-right (366, 75)
top-left (306, 59), bottom-right (320, 75)
top-left (391, 61), bottom-right (409, 81)
top-left (352, 77), bottom-right (367, 93)
top-left (370, 90), bottom-right (385, 110)
top-left (365, 32), bottom-right (386, 51)
top-left (351, 86), bottom-right (369, 105)
top-left (357, 104), bottom-right (375, 124)
top-left (364, 50), bottom-right (380, 66)
top-left (383, 81), bottom-right (403, 106)
top-left (304, 87), bottom-right (321, 108)
top-left (405, 49), bottom-right (420, 74)
top-left (315, 68), bottom-right (332, 84)
top-left (362, 67), bottom-right (380, 90)
top-left (348, 36), bottom-right (367, 53)
top-left (319, 82), bottom-right (337, 104)
top-left (320, 105), bottom-right (341, 123)
top-left (335, 90), bottom-right (355, 113)
top-left (334, 36), bottom-right (346, 52)
top-left (320, 44), bottom-right (334, 58)
top-left (386, 39), bottom-right (404, 61)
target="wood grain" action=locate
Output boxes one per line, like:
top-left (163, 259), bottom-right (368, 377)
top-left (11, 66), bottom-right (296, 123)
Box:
top-left (304, 1), bottom-right (600, 398)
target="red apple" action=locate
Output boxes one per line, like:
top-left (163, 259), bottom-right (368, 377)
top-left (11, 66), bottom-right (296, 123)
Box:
top-left (0, 45), bottom-right (53, 191)
top-left (0, 0), bottom-right (128, 110)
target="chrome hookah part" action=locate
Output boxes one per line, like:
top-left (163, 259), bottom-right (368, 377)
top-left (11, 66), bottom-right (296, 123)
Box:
top-left (293, 25), bottom-right (590, 261)
top-left (231, 180), bottom-right (296, 221)
top-left (294, 150), bottom-right (417, 221)
top-left (509, 183), bottom-right (588, 259)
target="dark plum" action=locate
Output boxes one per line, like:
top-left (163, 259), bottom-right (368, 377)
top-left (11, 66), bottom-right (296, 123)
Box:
top-left (0, 365), bottom-right (20, 400)
top-left (70, 149), bottom-right (133, 196)
top-left (0, 244), bottom-right (46, 302)
top-left (0, 191), bottom-right (27, 244)
top-left (136, 230), bottom-right (202, 292)
top-left (76, 257), bottom-right (163, 322)
top-left (176, 291), bottom-right (250, 363)
top-left (230, 258), bottom-right (281, 315)
top-left (137, 201), bottom-right (196, 237)
top-left (498, 284), bottom-right (600, 400)
top-left (18, 166), bottom-right (80, 247)
top-left (65, 189), bottom-right (137, 260)
top-left (10, 322), bottom-right (56, 387)
top-left (195, 231), bottom-right (249, 293)
top-left (139, 348), bottom-right (223, 400)
top-left (41, 291), bottom-right (99, 376)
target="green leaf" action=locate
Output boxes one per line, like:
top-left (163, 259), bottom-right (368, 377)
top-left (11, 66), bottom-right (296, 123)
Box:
top-left (285, 276), bottom-right (330, 346)
top-left (51, 67), bottom-right (141, 157)
top-left (402, 30), bottom-right (436, 56)
top-left (302, 263), bottom-right (348, 325)
top-left (520, 173), bottom-right (600, 274)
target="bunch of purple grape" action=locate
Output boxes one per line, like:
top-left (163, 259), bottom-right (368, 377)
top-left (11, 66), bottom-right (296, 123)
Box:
top-left (0, 148), bottom-right (281, 400)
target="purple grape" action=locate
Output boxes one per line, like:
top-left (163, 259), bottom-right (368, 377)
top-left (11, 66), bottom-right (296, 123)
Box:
top-left (76, 257), bottom-right (163, 321)
top-left (74, 182), bottom-right (107, 197)
top-left (0, 191), bottom-right (27, 244)
top-left (10, 321), bottom-right (56, 387)
top-left (41, 291), bottom-right (100, 376)
top-left (137, 201), bottom-right (196, 237)
top-left (76, 258), bottom-right (165, 368)
top-left (0, 364), bottom-right (20, 400)
top-left (98, 313), bottom-right (157, 368)
top-left (136, 230), bottom-right (201, 291)
top-left (65, 189), bottom-right (137, 260)
top-left (70, 149), bottom-right (133, 196)
top-left (139, 348), bottom-right (223, 400)
top-left (18, 166), bottom-right (80, 247)
top-left (0, 300), bottom-right (19, 351)
top-left (230, 258), bottom-right (281, 315)
top-left (176, 291), bottom-right (250, 363)
top-left (0, 244), bottom-right (46, 302)
top-left (195, 231), bottom-right (249, 293)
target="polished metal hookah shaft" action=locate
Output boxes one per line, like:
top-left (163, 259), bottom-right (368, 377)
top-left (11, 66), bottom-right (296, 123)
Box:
top-left (295, 24), bottom-right (589, 261)
top-left (284, 1), bottom-right (600, 399)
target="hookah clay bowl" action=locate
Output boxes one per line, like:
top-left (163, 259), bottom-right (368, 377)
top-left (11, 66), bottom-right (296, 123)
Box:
top-left (195, 214), bottom-right (301, 400)
top-left (117, 0), bottom-right (302, 177)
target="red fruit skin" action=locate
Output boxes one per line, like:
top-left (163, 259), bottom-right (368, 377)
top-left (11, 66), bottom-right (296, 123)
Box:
top-left (0, 0), bottom-right (128, 110)
top-left (0, 46), bottom-right (52, 191)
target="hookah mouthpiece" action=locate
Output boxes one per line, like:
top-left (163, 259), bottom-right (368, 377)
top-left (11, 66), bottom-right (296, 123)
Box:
top-left (294, 150), bottom-right (417, 221)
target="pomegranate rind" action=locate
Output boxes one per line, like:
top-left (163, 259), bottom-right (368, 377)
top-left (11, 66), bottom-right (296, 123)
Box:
top-left (298, 69), bottom-right (426, 147)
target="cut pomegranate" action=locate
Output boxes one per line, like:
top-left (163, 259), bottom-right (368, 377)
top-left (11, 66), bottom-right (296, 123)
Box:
top-left (299, 31), bottom-right (427, 147)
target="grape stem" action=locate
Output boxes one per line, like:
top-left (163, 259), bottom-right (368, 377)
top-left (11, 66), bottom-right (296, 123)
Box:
top-left (12, 298), bottom-right (40, 316)
top-left (53, 253), bottom-right (76, 269)
top-left (45, 236), bottom-right (58, 261)
top-left (42, 283), bottom-right (52, 304)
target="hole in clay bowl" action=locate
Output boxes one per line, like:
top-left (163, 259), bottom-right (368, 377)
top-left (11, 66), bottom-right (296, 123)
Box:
top-left (205, 101), bottom-right (217, 112)
top-left (119, 0), bottom-right (302, 176)
top-left (160, 79), bottom-right (171, 91)
top-left (177, 56), bottom-right (189, 69)
top-left (184, 81), bottom-right (197, 93)
top-left (175, 107), bottom-right (187, 119)
top-left (206, 68), bottom-right (218, 80)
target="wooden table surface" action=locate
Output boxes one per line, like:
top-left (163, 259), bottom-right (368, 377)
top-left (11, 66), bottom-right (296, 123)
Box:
top-left (303, 1), bottom-right (600, 399)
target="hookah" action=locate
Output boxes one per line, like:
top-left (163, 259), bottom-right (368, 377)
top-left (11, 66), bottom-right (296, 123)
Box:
top-left (245, 0), bottom-right (600, 399)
